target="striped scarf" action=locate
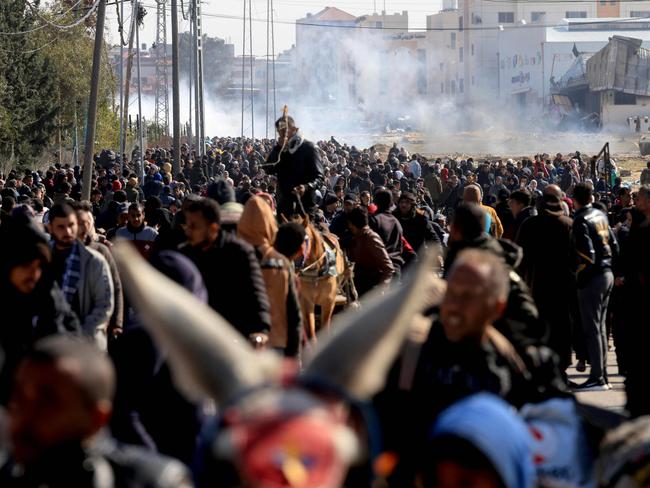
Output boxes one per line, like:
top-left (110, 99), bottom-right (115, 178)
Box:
top-left (60, 240), bottom-right (82, 305)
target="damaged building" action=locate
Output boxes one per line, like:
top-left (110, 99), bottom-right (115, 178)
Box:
top-left (551, 35), bottom-right (650, 131)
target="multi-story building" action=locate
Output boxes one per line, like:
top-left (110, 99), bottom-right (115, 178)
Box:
top-left (427, 0), bottom-right (650, 105)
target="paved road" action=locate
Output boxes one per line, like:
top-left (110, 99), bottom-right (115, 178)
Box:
top-left (569, 349), bottom-right (626, 413)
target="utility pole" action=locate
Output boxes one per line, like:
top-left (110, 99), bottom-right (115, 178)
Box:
top-left (118, 0), bottom-right (125, 160)
top-left (196, 0), bottom-right (205, 154)
top-left (81, 0), bottom-right (107, 201)
top-left (188, 15), bottom-right (193, 151)
top-left (171, 0), bottom-right (181, 174)
top-left (135, 2), bottom-right (145, 183)
top-left (192, 0), bottom-right (200, 154)
top-left (154, 0), bottom-right (169, 141)
top-left (122, 1), bottom-right (138, 158)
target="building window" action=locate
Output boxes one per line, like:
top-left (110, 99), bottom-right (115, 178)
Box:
top-left (459, 78), bottom-right (464, 93)
top-left (498, 12), bottom-right (514, 23)
top-left (451, 32), bottom-right (456, 49)
top-left (451, 80), bottom-right (456, 94)
top-left (531, 12), bottom-right (545, 22)
top-left (599, 0), bottom-right (606, 4)
top-left (471, 44), bottom-right (474, 56)
top-left (631, 11), bottom-right (650, 17)
top-left (459, 16), bottom-right (463, 31)
top-left (459, 47), bottom-right (464, 62)
top-left (565, 11), bottom-right (587, 18)
top-left (417, 49), bottom-right (427, 95)
top-left (375, 21), bottom-right (383, 28)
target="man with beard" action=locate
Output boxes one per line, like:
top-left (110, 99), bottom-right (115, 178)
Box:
top-left (180, 197), bottom-right (271, 343)
top-left (74, 201), bottom-right (124, 340)
top-left (265, 114), bottom-right (324, 219)
top-left (48, 204), bottom-right (114, 350)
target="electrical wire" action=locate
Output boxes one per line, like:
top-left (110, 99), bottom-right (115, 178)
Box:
top-left (142, 2), bottom-right (650, 32)
top-left (115, 0), bottom-right (128, 45)
top-left (0, 36), bottom-right (59, 55)
top-left (25, 0), bottom-right (103, 30)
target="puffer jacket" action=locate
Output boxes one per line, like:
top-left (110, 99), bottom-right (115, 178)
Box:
top-left (238, 196), bottom-right (302, 356)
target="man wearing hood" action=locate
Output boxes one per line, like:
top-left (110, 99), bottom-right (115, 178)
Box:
top-left (516, 194), bottom-right (575, 372)
top-left (238, 196), bottom-right (302, 357)
top-left (265, 115), bottom-right (324, 219)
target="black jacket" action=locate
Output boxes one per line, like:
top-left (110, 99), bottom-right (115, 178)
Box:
top-left (393, 208), bottom-right (440, 252)
top-left (0, 280), bottom-right (80, 404)
top-left (445, 235), bottom-right (544, 349)
top-left (180, 232), bottom-right (271, 337)
top-left (370, 211), bottom-right (405, 269)
top-left (266, 139), bottom-right (324, 216)
top-left (0, 434), bottom-right (190, 488)
top-left (571, 205), bottom-right (619, 287)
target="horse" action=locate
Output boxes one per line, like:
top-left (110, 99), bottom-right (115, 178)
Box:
top-left (297, 219), bottom-right (349, 342)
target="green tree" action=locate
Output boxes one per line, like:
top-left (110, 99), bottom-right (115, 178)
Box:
top-left (0, 0), bottom-right (118, 170)
top-left (34, 0), bottom-right (118, 160)
top-left (0, 0), bottom-right (60, 168)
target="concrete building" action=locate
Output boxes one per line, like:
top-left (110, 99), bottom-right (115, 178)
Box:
top-left (426, 0), bottom-right (650, 105)
top-left (356, 10), bottom-right (408, 29)
top-left (294, 7), bottom-right (359, 104)
top-left (497, 18), bottom-right (650, 111)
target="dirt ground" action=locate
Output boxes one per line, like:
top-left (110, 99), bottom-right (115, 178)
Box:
top-left (369, 130), bottom-right (648, 188)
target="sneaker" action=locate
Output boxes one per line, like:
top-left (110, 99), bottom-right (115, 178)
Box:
top-left (567, 380), bottom-right (581, 389)
top-left (576, 360), bottom-right (586, 372)
top-left (572, 379), bottom-right (609, 392)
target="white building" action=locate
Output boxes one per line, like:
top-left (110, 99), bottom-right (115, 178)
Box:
top-left (426, 0), bottom-right (650, 105)
top-left (497, 18), bottom-right (650, 109)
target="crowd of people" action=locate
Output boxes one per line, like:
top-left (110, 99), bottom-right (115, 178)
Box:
top-left (0, 113), bottom-right (650, 487)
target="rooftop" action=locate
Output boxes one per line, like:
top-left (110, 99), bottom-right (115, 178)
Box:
top-left (299, 6), bottom-right (357, 23)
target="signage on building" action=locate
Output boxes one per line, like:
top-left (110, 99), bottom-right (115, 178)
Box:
top-left (511, 71), bottom-right (531, 85)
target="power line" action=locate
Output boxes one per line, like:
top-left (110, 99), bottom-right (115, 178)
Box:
top-left (0, 36), bottom-right (59, 55)
top-left (26, 0), bottom-right (103, 30)
top-left (141, 2), bottom-right (650, 32)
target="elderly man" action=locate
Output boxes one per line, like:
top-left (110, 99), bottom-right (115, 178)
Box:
top-left (379, 248), bottom-right (564, 486)
top-left (463, 184), bottom-right (503, 238)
